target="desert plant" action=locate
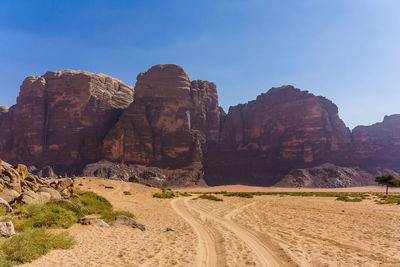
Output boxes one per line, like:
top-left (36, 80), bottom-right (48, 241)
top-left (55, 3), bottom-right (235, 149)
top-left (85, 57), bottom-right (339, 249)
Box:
top-left (375, 175), bottom-right (400, 194)
top-left (223, 192), bottom-right (253, 198)
top-left (197, 194), bottom-right (223, 201)
top-left (123, 191), bottom-right (132, 195)
top-left (153, 189), bottom-right (176, 199)
top-left (0, 228), bottom-right (74, 265)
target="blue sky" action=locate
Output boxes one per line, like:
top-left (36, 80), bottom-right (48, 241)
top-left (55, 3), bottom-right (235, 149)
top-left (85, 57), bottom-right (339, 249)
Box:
top-left (0, 0), bottom-right (399, 129)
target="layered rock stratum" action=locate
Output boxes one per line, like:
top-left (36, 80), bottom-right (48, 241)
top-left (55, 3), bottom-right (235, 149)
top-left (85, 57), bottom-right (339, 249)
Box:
top-left (0, 65), bottom-right (399, 187)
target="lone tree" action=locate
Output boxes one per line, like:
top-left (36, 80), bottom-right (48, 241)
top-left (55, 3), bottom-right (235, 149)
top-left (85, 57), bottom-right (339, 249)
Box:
top-left (375, 175), bottom-right (400, 194)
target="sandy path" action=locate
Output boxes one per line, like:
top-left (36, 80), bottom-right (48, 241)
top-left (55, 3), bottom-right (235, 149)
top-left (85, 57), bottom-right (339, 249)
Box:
top-left (185, 198), bottom-right (283, 267)
top-left (171, 198), bottom-right (220, 267)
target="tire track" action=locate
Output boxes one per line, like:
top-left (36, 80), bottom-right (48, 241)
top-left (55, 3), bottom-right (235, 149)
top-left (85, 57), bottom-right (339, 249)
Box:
top-left (186, 198), bottom-right (283, 267)
top-left (171, 198), bottom-right (222, 267)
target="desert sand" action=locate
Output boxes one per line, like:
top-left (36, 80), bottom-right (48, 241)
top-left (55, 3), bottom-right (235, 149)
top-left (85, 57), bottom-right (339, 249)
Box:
top-left (24, 179), bottom-right (400, 266)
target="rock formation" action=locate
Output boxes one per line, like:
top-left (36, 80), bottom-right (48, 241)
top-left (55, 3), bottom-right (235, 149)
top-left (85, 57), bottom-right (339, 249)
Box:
top-left (205, 86), bottom-right (352, 185)
top-left (352, 115), bottom-right (400, 170)
top-left (100, 64), bottom-right (221, 185)
top-left (1, 65), bottom-right (399, 187)
top-left (0, 70), bottom-right (134, 173)
top-left (0, 160), bottom-right (73, 206)
top-left (275, 163), bottom-right (400, 188)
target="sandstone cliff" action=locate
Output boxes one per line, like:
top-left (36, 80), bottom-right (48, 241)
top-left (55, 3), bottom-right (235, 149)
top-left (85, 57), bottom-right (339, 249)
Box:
top-left (352, 114), bottom-right (400, 170)
top-left (0, 70), bottom-right (134, 172)
top-left (100, 64), bottom-right (221, 185)
top-left (205, 86), bottom-right (352, 185)
top-left (1, 66), bottom-right (399, 187)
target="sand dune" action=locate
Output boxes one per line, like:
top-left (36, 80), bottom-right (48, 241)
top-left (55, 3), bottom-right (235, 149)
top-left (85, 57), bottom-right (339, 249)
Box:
top-left (24, 178), bottom-right (400, 266)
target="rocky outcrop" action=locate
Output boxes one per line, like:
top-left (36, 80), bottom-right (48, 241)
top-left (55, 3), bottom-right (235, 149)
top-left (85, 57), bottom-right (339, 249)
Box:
top-left (0, 70), bottom-right (134, 172)
top-left (276, 163), bottom-right (400, 188)
top-left (102, 65), bottom-right (221, 185)
top-left (352, 115), bottom-right (400, 171)
top-left (205, 86), bottom-right (352, 185)
top-left (0, 160), bottom-right (71, 205)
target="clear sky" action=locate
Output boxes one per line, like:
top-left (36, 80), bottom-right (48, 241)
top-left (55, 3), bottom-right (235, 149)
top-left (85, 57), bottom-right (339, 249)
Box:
top-left (1, 0), bottom-right (399, 129)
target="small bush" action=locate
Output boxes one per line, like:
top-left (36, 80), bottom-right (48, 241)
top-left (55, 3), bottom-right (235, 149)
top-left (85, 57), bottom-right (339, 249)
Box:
top-left (374, 193), bottom-right (400, 204)
top-left (197, 194), bottom-right (223, 201)
top-left (336, 196), bottom-right (363, 202)
top-left (178, 192), bottom-right (192, 197)
top-left (153, 189), bottom-right (176, 199)
top-left (223, 192), bottom-right (253, 198)
top-left (0, 228), bottom-right (74, 265)
top-left (76, 190), bottom-right (112, 214)
top-left (123, 191), bottom-right (132, 195)
top-left (100, 210), bottom-right (135, 224)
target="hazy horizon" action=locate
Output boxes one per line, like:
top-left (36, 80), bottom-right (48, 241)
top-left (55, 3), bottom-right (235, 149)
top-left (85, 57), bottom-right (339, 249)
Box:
top-left (1, 0), bottom-right (399, 129)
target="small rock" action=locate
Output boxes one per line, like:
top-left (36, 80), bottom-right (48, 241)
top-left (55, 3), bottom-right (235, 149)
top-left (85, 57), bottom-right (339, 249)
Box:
top-left (166, 227), bottom-right (175, 232)
top-left (0, 221), bottom-right (15, 236)
top-left (111, 215), bottom-right (146, 231)
top-left (79, 218), bottom-right (109, 228)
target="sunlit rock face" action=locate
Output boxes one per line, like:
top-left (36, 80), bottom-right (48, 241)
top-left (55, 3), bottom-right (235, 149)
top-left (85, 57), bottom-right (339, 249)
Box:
top-left (0, 70), bottom-right (134, 169)
top-left (102, 64), bottom-right (221, 170)
top-left (205, 86), bottom-right (352, 185)
top-left (352, 114), bottom-right (400, 170)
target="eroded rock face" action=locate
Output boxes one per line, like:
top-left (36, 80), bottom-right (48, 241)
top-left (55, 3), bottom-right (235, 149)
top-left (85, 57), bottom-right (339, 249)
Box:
top-left (352, 115), bottom-right (400, 171)
top-left (102, 65), bottom-right (221, 185)
top-left (205, 86), bottom-right (352, 185)
top-left (0, 70), bottom-right (134, 169)
top-left (275, 163), bottom-right (400, 188)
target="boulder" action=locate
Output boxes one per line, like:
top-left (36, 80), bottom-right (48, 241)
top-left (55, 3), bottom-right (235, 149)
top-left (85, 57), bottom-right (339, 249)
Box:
top-left (0, 197), bottom-right (12, 212)
top-left (0, 221), bottom-right (15, 237)
top-left (38, 187), bottom-right (62, 200)
top-left (111, 215), bottom-right (145, 231)
top-left (37, 191), bottom-right (51, 203)
top-left (0, 190), bottom-right (20, 203)
top-left (17, 190), bottom-right (42, 204)
top-left (79, 218), bottom-right (109, 228)
top-left (14, 164), bottom-right (28, 179)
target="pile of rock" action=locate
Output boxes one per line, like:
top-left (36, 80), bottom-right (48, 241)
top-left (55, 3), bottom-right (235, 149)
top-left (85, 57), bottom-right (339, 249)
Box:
top-left (0, 160), bottom-right (75, 210)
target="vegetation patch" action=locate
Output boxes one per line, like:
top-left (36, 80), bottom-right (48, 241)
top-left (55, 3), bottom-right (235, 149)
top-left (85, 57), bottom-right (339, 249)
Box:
top-left (123, 191), bottom-right (132, 195)
top-left (223, 192), bottom-right (253, 198)
top-left (196, 194), bottom-right (223, 201)
top-left (153, 189), bottom-right (176, 199)
top-left (177, 192), bottom-right (192, 197)
top-left (374, 193), bottom-right (400, 204)
top-left (0, 188), bottom-right (135, 266)
top-left (0, 228), bottom-right (74, 265)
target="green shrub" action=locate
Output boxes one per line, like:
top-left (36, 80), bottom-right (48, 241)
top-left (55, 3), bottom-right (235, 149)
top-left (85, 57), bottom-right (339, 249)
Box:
top-left (178, 192), bottom-right (192, 197)
top-left (223, 192), bottom-right (253, 198)
top-left (123, 191), bottom-right (132, 195)
top-left (153, 189), bottom-right (176, 199)
top-left (11, 202), bottom-right (84, 230)
top-left (76, 190), bottom-right (112, 214)
top-left (100, 210), bottom-right (135, 224)
top-left (197, 194), bottom-right (223, 201)
top-left (374, 193), bottom-right (400, 204)
top-left (0, 228), bottom-right (74, 265)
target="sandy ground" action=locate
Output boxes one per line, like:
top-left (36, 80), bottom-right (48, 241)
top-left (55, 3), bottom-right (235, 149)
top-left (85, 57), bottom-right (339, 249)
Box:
top-left (178, 184), bottom-right (400, 193)
top-left (24, 179), bottom-right (400, 266)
